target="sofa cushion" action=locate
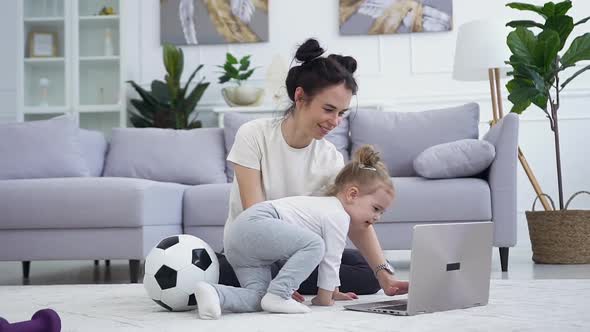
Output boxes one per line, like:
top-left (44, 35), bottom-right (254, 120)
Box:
top-left (79, 129), bottom-right (108, 177)
top-left (183, 183), bottom-right (232, 227)
top-left (0, 177), bottom-right (186, 229)
top-left (382, 177), bottom-right (492, 222)
top-left (104, 127), bottom-right (227, 185)
top-left (0, 115), bottom-right (89, 180)
top-left (350, 103), bottom-right (480, 176)
top-left (223, 112), bottom-right (350, 182)
top-left (413, 139), bottom-right (496, 179)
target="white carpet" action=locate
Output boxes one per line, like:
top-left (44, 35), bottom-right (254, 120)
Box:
top-left (0, 280), bottom-right (589, 332)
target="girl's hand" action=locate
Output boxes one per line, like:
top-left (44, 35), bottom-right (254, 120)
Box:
top-left (333, 290), bottom-right (358, 301)
top-left (311, 296), bottom-right (335, 306)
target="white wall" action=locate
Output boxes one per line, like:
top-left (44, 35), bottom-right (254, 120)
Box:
top-left (3, 0), bottom-right (590, 247)
top-left (0, 0), bottom-right (17, 123)
top-left (127, 1), bottom-right (590, 227)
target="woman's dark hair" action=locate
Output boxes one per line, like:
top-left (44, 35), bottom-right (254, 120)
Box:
top-left (284, 38), bottom-right (358, 115)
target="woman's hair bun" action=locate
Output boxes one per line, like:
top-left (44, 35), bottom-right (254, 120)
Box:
top-left (295, 38), bottom-right (325, 63)
top-left (328, 54), bottom-right (357, 74)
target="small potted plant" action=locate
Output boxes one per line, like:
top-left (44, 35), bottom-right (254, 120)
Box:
top-left (218, 52), bottom-right (264, 106)
top-left (127, 44), bottom-right (209, 129)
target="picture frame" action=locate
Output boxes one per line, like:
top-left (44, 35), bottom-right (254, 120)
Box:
top-left (28, 31), bottom-right (58, 57)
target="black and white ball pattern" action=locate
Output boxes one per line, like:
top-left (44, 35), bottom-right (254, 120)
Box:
top-left (143, 234), bottom-right (219, 311)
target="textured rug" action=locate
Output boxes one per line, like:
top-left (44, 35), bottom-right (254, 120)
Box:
top-left (0, 280), bottom-right (588, 332)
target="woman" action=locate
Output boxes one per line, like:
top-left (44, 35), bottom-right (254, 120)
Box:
top-left (218, 38), bottom-right (408, 299)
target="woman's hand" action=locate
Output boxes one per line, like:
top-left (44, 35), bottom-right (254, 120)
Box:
top-left (377, 271), bottom-right (409, 296)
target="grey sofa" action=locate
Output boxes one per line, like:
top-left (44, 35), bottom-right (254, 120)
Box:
top-left (0, 103), bottom-right (519, 283)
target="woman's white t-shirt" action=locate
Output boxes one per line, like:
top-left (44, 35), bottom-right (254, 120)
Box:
top-left (225, 117), bottom-right (345, 236)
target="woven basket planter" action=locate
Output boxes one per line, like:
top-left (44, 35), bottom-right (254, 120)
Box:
top-left (526, 191), bottom-right (590, 264)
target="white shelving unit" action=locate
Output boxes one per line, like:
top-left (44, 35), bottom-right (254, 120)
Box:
top-left (17, 0), bottom-right (125, 134)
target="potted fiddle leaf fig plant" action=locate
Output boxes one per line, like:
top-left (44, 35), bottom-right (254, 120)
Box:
top-left (505, 0), bottom-right (590, 264)
top-left (218, 52), bottom-right (264, 107)
top-left (127, 44), bottom-right (210, 129)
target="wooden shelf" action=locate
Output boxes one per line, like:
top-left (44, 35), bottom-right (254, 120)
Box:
top-left (79, 56), bottom-right (120, 63)
top-left (79, 15), bottom-right (119, 21)
top-left (77, 104), bottom-right (121, 113)
top-left (23, 106), bottom-right (68, 114)
top-left (24, 17), bottom-right (65, 23)
top-left (24, 57), bottom-right (65, 64)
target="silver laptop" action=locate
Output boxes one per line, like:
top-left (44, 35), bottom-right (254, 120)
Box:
top-left (345, 222), bottom-right (493, 316)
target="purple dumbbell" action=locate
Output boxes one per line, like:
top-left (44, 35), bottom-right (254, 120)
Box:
top-left (0, 309), bottom-right (61, 332)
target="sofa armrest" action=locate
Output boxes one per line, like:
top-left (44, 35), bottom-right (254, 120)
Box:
top-left (482, 113), bottom-right (519, 247)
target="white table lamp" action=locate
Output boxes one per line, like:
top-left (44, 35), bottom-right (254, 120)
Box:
top-left (453, 19), bottom-right (552, 211)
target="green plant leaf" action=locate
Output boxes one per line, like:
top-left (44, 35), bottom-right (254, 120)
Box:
top-left (130, 99), bottom-right (155, 120)
top-left (238, 68), bottom-right (255, 81)
top-left (506, 78), bottom-right (540, 113)
top-left (560, 64), bottom-right (590, 90)
top-left (218, 74), bottom-right (231, 84)
top-left (183, 81), bottom-right (210, 116)
top-left (226, 53), bottom-right (238, 64)
top-left (239, 55), bottom-right (251, 70)
top-left (541, 2), bottom-right (555, 17)
top-left (182, 64), bottom-right (204, 99)
top-left (239, 58), bottom-right (251, 71)
top-left (127, 80), bottom-right (160, 107)
top-left (544, 15), bottom-right (573, 50)
top-left (129, 112), bottom-right (153, 128)
top-left (561, 33), bottom-right (590, 66)
top-left (506, 20), bottom-right (545, 29)
top-left (151, 80), bottom-right (171, 105)
top-left (535, 29), bottom-right (560, 70)
top-left (574, 16), bottom-right (590, 26)
top-left (506, 2), bottom-right (546, 18)
top-left (554, 0), bottom-right (572, 16)
top-left (512, 64), bottom-right (547, 91)
top-left (162, 44), bottom-right (183, 79)
top-left (507, 27), bottom-right (537, 65)
top-left (531, 93), bottom-right (549, 111)
top-left (507, 78), bottom-right (549, 112)
top-left (177, 48), bottom-right (184, 81)
top-left (223, 63), bottom-right (239, 77)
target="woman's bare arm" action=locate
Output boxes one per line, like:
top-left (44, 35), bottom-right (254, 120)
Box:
top-left (233, 163), bottom-right (265, 209)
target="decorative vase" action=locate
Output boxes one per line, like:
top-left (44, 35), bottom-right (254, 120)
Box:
top-left (221, 86), bottom-right (265, 107)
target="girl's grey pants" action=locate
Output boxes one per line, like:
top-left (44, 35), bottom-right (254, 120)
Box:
top-left (212, 202), bottom-right (325, 313)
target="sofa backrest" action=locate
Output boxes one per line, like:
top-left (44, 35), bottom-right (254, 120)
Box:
top-left (79, 129), bottom-right (108, 177)
top-left (349, 103), bottom-right (480, 177)
top-left (223, 112), bottom-right (350, 182)
top-left (103, 127), bottom-right (227, 185)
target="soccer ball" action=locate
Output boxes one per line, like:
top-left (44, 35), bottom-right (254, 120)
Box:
top-left (143, 234), bottom-right (219, 311)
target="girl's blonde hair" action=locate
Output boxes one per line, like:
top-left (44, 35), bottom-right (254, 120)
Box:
top-left (326, 145), bottom-right (394, 196)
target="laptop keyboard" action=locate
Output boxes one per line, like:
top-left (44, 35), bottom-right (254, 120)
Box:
top-left (372, 303), bottom-right (408, 312)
